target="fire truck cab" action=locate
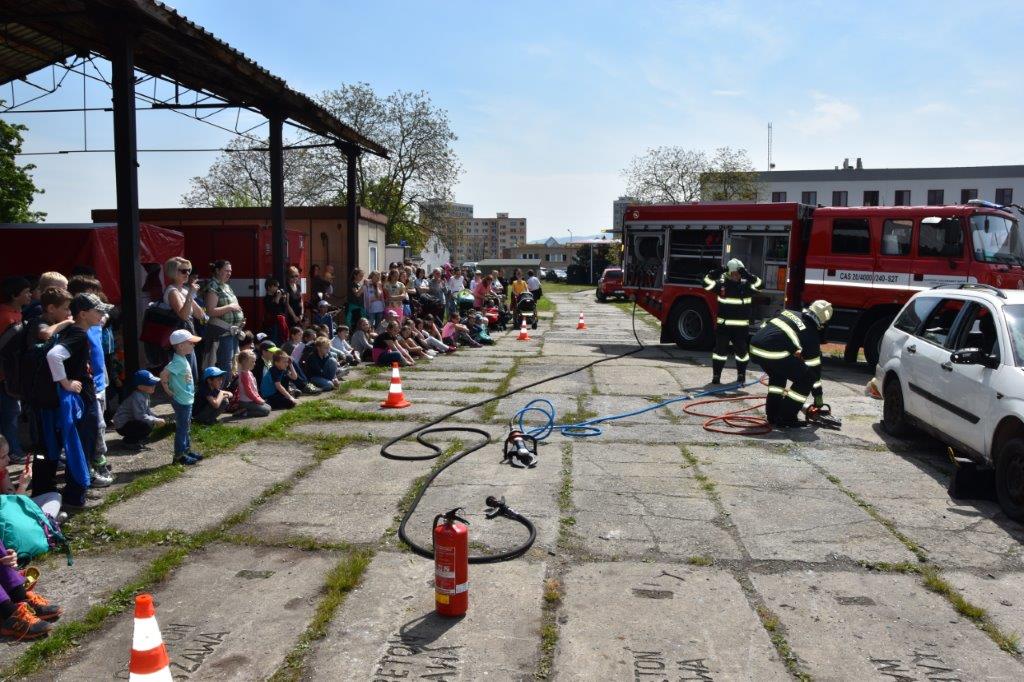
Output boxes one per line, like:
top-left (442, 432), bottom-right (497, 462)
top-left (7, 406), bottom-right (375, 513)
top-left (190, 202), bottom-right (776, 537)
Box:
top-left (622, 200), bottom-right (1023, 365)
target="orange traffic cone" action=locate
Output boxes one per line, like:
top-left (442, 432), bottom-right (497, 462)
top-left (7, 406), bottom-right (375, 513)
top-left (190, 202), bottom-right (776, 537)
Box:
top-left (380, 362), bottom-right (412, 409)
top-left (129, 594), bottom-right (172, 681)
top-left (576, 311), bottom-right (587, 330)
top-left (517, 318), bottom-right (531, 341)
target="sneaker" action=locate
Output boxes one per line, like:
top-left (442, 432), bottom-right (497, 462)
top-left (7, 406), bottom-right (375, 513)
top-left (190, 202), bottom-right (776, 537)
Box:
top-left (289, 387), bottom-right (302, 399)
top-left (173, 453), bottom-right (199, 466)
top-left (0, 602), bottom-right (52, 640)
top-left (90, 468), bottom-right (113, 488)
top-left (187, 451), bottom-right (204, 462)
top-left (24, 592), bottom-right (62, 622)
top-left (303, 383), bottom-right (322, 395)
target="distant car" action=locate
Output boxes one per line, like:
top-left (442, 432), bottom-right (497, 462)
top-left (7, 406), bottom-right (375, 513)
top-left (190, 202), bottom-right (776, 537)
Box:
top-left (876, 283), bottom-right (1024, 520)
top-left (596, 266), bottom-right (625, 301)
top-left (554, 269), bottom-right (568, 282)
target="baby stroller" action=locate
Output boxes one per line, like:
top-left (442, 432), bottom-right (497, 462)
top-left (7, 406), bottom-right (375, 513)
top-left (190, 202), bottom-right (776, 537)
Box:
top-left (417, 292), bottom-right (446, 321)
top-left (514, 291), bottom-right (538, 330)
top-left (482, 294), bottom-right (509, 331)
top-left (455, 289), bottom-right (476, 316)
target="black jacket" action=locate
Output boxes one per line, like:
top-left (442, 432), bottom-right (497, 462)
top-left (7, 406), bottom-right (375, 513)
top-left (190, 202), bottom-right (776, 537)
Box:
top-left (750, 309), bottom-right (823, 398)
top-left (703, 269), bottom-right (762, 325)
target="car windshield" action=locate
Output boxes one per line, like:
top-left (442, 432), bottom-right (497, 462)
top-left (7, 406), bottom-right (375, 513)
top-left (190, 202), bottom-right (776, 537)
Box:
top-left (1003, 304), bottom-right (1024, 366)
top-left (971, 214), bottom-right (1024, 265)
top-left (605, 270), bottom-right (622, 279)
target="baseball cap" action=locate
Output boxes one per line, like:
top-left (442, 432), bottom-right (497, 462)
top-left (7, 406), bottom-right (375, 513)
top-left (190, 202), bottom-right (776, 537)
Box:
top-left (318, 300), bottom-right (329, 307)
top-left (255, 332), bottom-right (268, 343)
top-left (130, 369), bottom-right (160, 387)
top-left (70, 292), bottom-right (113, 316)
top-left (259, 339), bottom-right (277, 353)
top-left (202, 366), bottom-right (226, 380)
top-left (169, 329), bottom-right (202, 346)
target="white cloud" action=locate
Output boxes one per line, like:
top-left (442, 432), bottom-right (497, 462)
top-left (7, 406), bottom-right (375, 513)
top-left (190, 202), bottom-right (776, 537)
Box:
top-left (797, 93), bottom-right (860, 135)
top-left (712, 89), bottom-right (744, 97)
top-left (913, 101), bottom-right (952, 115)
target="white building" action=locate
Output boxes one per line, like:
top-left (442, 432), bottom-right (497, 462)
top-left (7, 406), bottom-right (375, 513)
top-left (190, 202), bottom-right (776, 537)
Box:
top-left (757, 162), bottom-right (1023, 207)
top-left (418, 234), bottom-right (450, 273)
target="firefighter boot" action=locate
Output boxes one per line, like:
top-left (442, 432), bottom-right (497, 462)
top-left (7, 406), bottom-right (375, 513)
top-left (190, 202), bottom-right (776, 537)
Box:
top-left (736, 359), bottom-right (747, 385)
top-left (710, 359), bottom-right (725, 385)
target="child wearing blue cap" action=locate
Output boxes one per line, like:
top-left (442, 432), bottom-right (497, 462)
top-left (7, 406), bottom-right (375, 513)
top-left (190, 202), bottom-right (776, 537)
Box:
top-left (194, 366), bottom-right (233, 426)
top-left (112, 369), bottom-right (166, 451)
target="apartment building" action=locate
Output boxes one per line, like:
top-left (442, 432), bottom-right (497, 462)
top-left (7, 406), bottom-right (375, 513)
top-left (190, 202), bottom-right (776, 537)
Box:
top-left (419, 200), bottom-right (527, 263)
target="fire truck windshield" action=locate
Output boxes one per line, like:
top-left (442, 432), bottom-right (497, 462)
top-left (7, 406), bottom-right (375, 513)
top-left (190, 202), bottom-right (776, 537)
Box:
top-left (971, 214), bottom-right (1024, 265)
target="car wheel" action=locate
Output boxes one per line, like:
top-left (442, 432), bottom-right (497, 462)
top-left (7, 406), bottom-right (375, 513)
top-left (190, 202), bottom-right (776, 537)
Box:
top-left (882, 376), bottom-right (914, 437)
top-left (863, 317), bottom-right (893, 369)
top-left (596, 291), bottom-right (607, 302)
top-left (667, 299), bottom-right (713, 350)
top-left (996, 438), bottom-right (1024, 522)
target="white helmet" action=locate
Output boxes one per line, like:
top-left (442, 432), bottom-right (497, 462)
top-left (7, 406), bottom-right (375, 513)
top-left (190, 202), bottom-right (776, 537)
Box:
top-left (804, 300), bottom-right (833, 328)
top-left (726, 258), bottom-right (744, 273)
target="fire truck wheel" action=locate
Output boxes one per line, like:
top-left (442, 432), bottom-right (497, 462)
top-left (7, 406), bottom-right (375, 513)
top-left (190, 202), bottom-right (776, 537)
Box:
top-left (995, 438), bottom-right (1024, 522)
top-left (863, 317), bottom-right (891, 369)
top-left (667, 299), bottom-right (712, 350)
top-left (882, 375), bottom-right (914, 437)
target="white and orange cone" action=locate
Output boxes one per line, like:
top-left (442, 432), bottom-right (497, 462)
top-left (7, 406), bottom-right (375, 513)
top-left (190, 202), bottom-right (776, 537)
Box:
top-left (129, 594), bottom-right (173, 681)
top-left (576, 311), bottom-right (587, 330)
top-left (517, 318), bottom-right (531, 341)
top-left (380, 362), bottom-right (412, 409)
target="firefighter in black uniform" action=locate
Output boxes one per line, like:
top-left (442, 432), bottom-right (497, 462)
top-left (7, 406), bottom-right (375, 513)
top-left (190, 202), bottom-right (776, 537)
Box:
top-left (749, 300), bottom-right (833, 428)
top-left (704, 258), bottom-right (762, 384)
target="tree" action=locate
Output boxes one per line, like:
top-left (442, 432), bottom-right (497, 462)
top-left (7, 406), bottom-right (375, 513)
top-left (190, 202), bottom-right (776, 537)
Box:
top-left (567, 241), bottom-right (617, 284)
top-left (0, 110), bottom-right (45, 222)
top-left (182, 82), bottom-right (461, 253)
top-left (621, 146), bottom-right (760, 203)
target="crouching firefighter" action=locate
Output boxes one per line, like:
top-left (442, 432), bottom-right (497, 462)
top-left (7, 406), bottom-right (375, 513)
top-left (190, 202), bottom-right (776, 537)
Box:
top-left (704, 258), bottom-right (762, 384)
top-left (750, 300), bottom-right (833, 428)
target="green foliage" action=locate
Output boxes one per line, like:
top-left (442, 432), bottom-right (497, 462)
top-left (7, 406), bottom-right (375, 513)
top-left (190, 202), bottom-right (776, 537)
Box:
top-left (0, 109), bottom-right (45, 223)
top-left (567, 242), bottom-right (617, 284)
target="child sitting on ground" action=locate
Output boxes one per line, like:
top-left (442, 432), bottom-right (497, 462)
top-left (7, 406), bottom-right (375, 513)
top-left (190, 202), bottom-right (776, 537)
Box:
top-left (301, 336), bottom-right (344, 391)
top-left (350, 317), bottom-right (375, 361)
top-left (330, 326), bottom-right (360, 366)
top-left (0, 533), bottom-right (63, 640)
top-left (160, 329), bottom-right (204, 465)
top-left (399, 321), bottom-right (434, 360)
top-left (112, 370), bottom-right (165, 450)
top-left (260, 350), bottom-right (300, 410)
top-left (0, 435), bottom-right (62, 520)
top-left (232, 350), bottom-right (271, 418)
top-left (372, 320), bottom-right (414, 366)
top-left (442, 313), bottom-right (481, 348)
top-left (414, 317), bottom-right (453, 354)
top-left (311, 300), bottom-right (337, 337)
top-left (194, 366), bottom-right (233, 426)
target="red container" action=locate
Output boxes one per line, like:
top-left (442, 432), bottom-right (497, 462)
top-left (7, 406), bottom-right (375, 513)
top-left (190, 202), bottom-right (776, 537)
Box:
top-left (433, 511), bottom-right (469, 617)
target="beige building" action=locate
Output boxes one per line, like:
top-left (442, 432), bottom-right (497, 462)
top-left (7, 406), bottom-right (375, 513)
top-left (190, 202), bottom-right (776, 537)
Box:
top-left (419, 201), bottom-right (527, 263)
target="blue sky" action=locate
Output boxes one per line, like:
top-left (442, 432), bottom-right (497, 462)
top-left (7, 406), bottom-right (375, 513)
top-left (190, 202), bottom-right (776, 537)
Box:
top-left (6, 0), bottom-right (1024, 239)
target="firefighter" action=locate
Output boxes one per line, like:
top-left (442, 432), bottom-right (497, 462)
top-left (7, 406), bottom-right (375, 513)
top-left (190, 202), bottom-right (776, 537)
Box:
top-left (750, 300), bottom-right (833, 428)
top-left (704, 258), bottom-right (762, 384)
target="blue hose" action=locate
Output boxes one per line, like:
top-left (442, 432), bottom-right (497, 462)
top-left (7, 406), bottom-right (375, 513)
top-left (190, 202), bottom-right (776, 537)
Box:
top-left (513, 375), bottom-right (765, 441)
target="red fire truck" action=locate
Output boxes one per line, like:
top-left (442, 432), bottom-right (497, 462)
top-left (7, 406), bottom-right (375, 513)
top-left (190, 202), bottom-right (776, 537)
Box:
top-left (621, 200), bottom-right (1024, 365)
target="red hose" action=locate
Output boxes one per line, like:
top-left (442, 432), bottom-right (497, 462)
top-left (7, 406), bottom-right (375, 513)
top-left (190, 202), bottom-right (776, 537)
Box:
top-left (682, 395), bottom-right (772, 435)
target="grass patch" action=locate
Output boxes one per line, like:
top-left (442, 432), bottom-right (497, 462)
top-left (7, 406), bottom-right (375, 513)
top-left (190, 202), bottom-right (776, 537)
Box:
top-left (755, 604), bottom-right (810, 681)
top-left (364, 380), bottom-right (390, 391)
top-left (822, 473), bottom-right (926, 562)
top-left (457, 385), bottom-right (485, 394)
top-left (482, 357), bottom-right (522, 421)
top-left (270, 550), bottom-right (374, 681)
top-left (610, 300), bottom-right (661, 331)
top-left (543, 578), bottom-right (562, 604)
top-left (920, 567), bottom-right (1019, 653)
top-left (535, 622), bottom-right (560, 680)
top-left (687, 555), bottom-right (714, 566)
top-left (859, 560), bottom-right (922, 574)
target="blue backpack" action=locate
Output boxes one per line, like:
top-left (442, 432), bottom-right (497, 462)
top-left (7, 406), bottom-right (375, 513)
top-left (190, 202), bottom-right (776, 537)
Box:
top-left (0, 495), bottom-right (72, 566)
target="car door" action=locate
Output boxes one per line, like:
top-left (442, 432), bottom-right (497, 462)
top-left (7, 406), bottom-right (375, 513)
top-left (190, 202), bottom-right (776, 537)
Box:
top-left (903, 297), bottom-right (967, 425)
top-left (936, 302), bottom-right (1000, 455)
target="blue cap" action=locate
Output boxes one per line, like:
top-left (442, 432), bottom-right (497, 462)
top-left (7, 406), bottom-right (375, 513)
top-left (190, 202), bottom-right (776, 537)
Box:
top-left (131, 370), bottom-right (159, 387)
top-left (202, 366), bottom-right (226, 381)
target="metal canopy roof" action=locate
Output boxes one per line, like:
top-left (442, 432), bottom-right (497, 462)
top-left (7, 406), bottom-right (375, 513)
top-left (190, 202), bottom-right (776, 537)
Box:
top-left (0, 0), bottom-right (388, 156)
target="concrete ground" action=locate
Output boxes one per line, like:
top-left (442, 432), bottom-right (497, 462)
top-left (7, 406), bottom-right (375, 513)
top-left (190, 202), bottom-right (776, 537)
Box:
top-left (5, 286), bottom-right (1024, 680)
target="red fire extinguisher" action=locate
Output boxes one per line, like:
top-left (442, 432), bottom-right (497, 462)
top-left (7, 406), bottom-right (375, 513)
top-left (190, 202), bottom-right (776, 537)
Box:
top-left (433, 508), bottom-right (469, 617)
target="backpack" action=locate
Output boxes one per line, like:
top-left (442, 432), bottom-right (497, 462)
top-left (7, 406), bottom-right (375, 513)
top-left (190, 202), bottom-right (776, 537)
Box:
top-left (0, 495), bottom-right (73, 566)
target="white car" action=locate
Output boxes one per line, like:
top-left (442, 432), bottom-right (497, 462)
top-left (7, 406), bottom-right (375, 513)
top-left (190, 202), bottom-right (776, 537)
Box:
top-left (876, 283), bottom-right (1024, 520)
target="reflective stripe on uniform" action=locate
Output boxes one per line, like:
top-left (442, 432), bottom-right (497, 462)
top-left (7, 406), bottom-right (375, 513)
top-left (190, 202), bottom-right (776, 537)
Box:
top-left (770, 318), bottom-right (802, 350)
top-left (703, 276), bottom-right (718, 291)
top-left (734, 354), bottom-right (750, 362)
top-left (812, 381), bottom-right (822, 389)
top-left (717, 318), bottom-right (750, 326)
top-left (750, 346), bottom-right (790, 360)
top-left (804, 356), bottom-right (821, 367)
top-left (711, 353), bottom-right (729, 361)
top-left (785, 389), bottom-right (807, 403)
top-left (780, 309), bottom-right (806, 330)
top-left (717, 297), bottom-right (753, 305)
top-left (750, 276), bottom-right (763, 291)
top-left (767, 386), bottom-right (785, 395)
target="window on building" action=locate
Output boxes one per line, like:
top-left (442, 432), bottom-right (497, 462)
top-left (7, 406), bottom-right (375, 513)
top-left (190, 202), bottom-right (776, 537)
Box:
top-left (961, 188), bottom-right (978, 203)
top-left (927, 189), bottom-right (945, 205)
top-left (771, 191), bottom-right (787, 202)
top-left (831, 218), bottom-right (871, 254)
top-left (894, 190), bottom-right (911, 205)
top-left (801, 191), bottom-right (817, 205)
top-left (996, 188), bottom-right (1014, 205)
top-left (881, 219), bottom-right (913, 256)
top-left (863, 190), bottom-right (879, 206)
top-left (918, 216), bottom-right (963, 258)
top-left (832, 191), bottom-right (848, 207)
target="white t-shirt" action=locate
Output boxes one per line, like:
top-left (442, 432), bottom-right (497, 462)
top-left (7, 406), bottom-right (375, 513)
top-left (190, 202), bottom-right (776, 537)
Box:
top-left (527, 276), bottom-right (541, 292)
top-left (447, 276), bottom-right (465, 293)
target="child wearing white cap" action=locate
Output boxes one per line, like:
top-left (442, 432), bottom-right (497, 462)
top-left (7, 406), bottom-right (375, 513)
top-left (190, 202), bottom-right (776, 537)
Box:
top-left (160, 329), bottom-right (204, 465)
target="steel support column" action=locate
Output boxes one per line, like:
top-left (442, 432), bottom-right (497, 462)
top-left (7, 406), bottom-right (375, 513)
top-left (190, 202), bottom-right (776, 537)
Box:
top-left (269, 114), bottom-right (286, 285)
top-left (344, 144), bottom-right (360, 278)
top-left (111, 30), bottom-right (141, 374)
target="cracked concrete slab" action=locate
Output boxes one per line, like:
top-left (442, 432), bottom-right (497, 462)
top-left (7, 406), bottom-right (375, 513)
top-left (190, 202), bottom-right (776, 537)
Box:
top-left (944, 571), bottom-right (1024, 647)
top-left (753, 570), bottom-right (1024, 681)
top-left (307, 552), bottom-right (544, 680)
top-left (555, 562), bottom-right (788, 681)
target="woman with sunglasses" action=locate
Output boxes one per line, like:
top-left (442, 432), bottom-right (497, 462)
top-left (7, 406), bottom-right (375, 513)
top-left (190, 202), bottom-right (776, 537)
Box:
top-left (162, 257), bottom-right (206, 384)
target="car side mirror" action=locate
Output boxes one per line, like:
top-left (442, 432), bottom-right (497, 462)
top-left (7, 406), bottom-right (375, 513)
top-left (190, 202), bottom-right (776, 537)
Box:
top-left (951, 348), bottom-right (999, 368)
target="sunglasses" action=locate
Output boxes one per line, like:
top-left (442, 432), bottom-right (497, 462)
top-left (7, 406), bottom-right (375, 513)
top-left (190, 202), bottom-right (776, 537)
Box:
top-left (180, 269), bottom-right (191, 274)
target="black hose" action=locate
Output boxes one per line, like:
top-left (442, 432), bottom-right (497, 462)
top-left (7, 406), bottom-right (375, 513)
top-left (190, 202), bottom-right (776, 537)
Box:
top-left (380, 297), bottom-right (646, 563)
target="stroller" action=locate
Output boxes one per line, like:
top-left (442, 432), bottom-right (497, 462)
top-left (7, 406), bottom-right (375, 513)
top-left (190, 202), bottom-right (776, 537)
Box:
top-left (482, 294), bottom-right (510, 331)
top-left (455, 289), bottom-right (476, 316)
top-left (514, 291), bottom-right (539, 330)
top-left (416, 292), bottom-right (446, 321)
